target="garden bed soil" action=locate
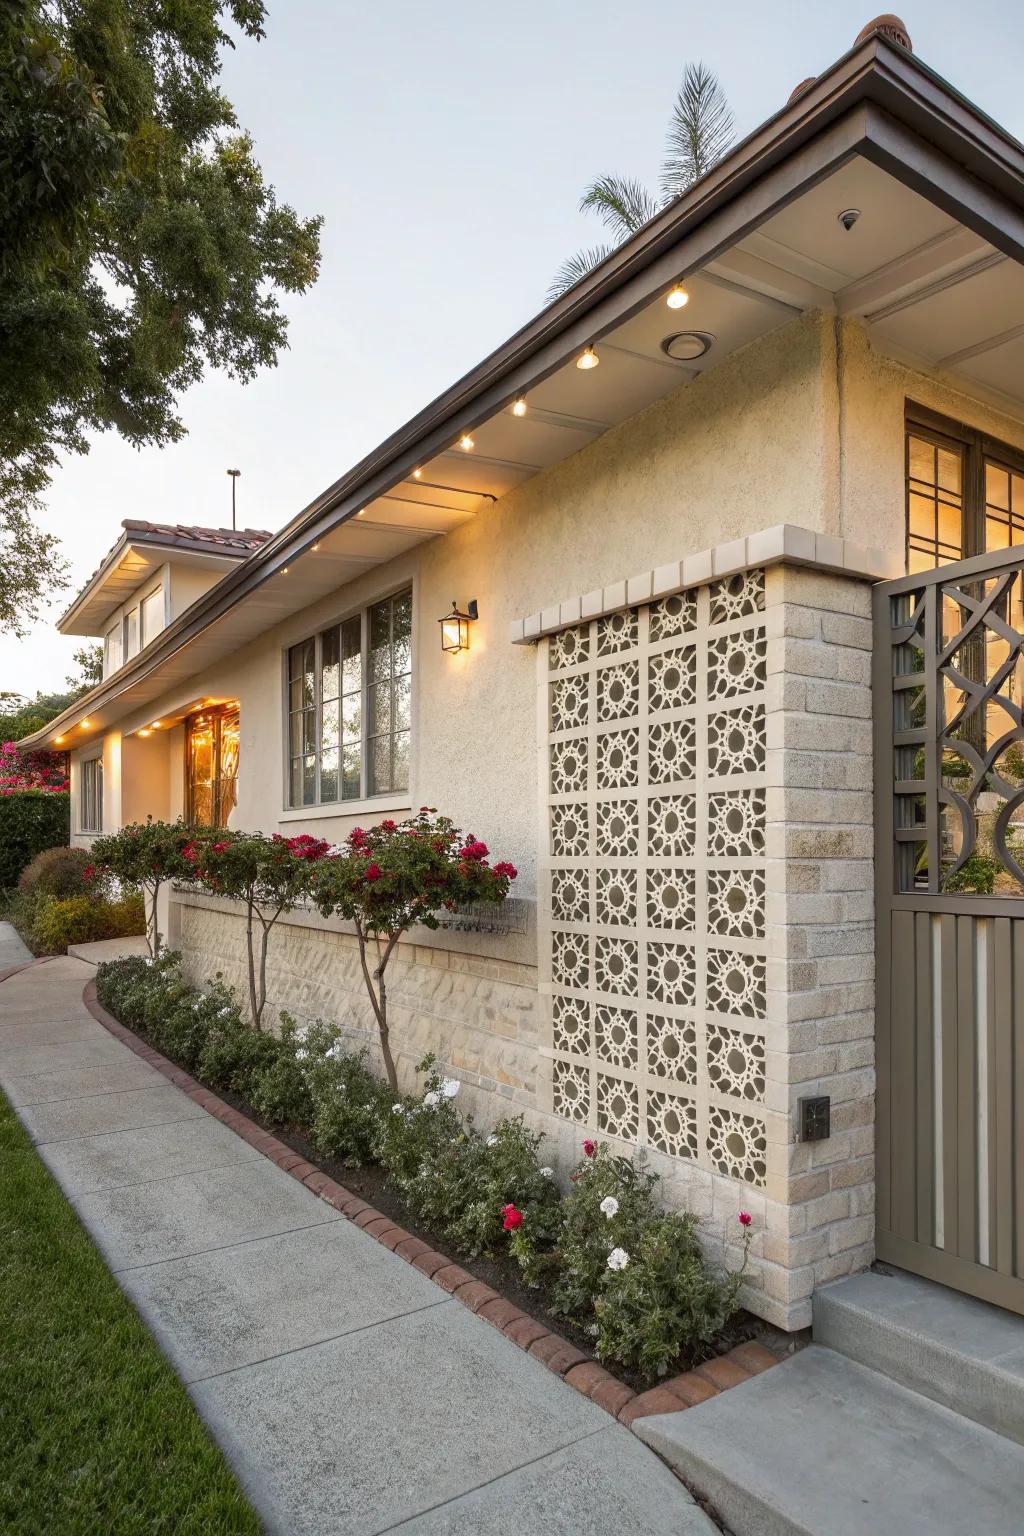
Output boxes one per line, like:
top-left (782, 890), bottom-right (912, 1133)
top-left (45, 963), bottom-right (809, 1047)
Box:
top-left (203, 1077), bottom-right (762, 1395)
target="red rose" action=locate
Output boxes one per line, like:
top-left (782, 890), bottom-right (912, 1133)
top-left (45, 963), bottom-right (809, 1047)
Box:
top-left (738, 1211), bottom-right (752, 1228)
top-left (380, 819), bottom-right (396, 832)
top-left (493, 861), bottom-right (518, 879)
top-left (583, 1139), bottom-right (596, 1158)
top-left (212, 841), bottom-right (230, 853)
top-left (364, 863), bottom-right (382, 882)
top-left (349, 827), bottom-right (369, 847)
top-left (458, 839), bottom-right (489, 862)
top-left (82, 864), bottom-right (95, 882)
top-left (501, 1204), bottom-right (523, 1231)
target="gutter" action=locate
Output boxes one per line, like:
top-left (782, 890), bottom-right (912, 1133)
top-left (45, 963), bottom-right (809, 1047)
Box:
top-left (24, 35), bottom-right (1024, 751)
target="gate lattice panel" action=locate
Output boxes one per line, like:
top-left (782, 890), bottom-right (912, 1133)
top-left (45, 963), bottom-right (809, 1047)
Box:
top-left (875, 546), bottom-right (1024, 1314)
top-left (540, 570), bottom-right (769, 1188)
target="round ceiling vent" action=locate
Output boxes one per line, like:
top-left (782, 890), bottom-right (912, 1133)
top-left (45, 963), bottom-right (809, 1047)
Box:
top-left (661, 331), bottom-right (715, 362)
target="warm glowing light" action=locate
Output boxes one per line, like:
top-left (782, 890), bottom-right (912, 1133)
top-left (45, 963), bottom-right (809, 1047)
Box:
top-left (282, 566), bottom-right (289, 574)
top-left (512, 397), bottom-right (527, 417)
top-left (139, 729), bottom-right (151, 738)
top-left (439, 600), bottom-right (476, 654)
top-left (151, 721), bottom-right (162, 729)
top-left (576, 345), bottom-right (599, 371)
top-left (80, 719), bottom-right (91, 729)
top-left (54, 736), bottom-right (64, 745)
top-left (357, 509), bottom-right (366, 517)
top-left (666, 284), bottom-right (690, 310)
top-left (312, 542), bottom-right (320, 552)
top-left (412, 467), bottom-right (422, 479)
top-left (459, 433), bottom-right (475, 451)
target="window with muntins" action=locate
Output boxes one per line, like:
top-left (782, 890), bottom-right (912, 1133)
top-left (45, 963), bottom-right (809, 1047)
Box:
top-left (80, 757), bottom-right (103, 832)
top-left (287, 588), bottom-right (411, 808)
top-left (186, 706), bottom-right (239, 826)
top-left (907, 406), bottom-right (1024, 571)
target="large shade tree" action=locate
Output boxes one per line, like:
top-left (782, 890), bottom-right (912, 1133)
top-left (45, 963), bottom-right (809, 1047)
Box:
top-left (0, 0), bottom-right (322, 634)
top-left (548, 62), bottom-right (734, 301)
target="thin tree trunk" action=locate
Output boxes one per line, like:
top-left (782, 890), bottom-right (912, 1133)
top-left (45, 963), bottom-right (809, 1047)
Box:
top-left (146, 879), bottom-right (161, 958)
top-left (355, 922), bottom-right (398, 1090)
top-left (245, 897), bottom-right (259, 1027)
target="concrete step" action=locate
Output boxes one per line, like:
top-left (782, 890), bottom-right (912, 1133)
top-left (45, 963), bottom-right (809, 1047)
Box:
top-left (634, 1345), bottom-right (1024, 1536)
top-left (813, 1267), bottom-right (1024, 1445)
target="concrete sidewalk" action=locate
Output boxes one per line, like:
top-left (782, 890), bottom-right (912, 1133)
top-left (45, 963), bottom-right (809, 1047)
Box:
top-left (0, 919), bottom-right (31, 972)
top-left (1, 955), bottom-right (716, 1536)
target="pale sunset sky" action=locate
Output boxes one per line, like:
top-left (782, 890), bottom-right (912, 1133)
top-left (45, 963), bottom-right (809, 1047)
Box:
top-left (3, 1), bottom-right (1021, 694)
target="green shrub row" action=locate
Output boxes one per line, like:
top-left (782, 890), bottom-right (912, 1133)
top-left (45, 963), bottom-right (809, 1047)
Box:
top-left (96, 954), bottom-right (749, 1380)
top-left (7, 845), bottom-right (146, 955)
top-left (0, 791), bottom-right (70, 891)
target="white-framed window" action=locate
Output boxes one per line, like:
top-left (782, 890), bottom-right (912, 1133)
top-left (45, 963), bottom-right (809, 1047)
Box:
top-left (80, 757), bottom-right (103, 833)
top-left (141, 587), bottom-right (165, 647)
top-left (124, 605), bottom-right (140, 660)
top-left (103, 622), bottom-right (122, 677)
top-left (286, 587), bottom-right (411, 808)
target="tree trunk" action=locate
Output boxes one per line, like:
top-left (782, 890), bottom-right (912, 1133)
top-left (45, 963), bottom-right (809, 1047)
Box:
top-left (146, 879), bottom-right (161, 958)
top-left (245, 899), bottom-right (260, 1027)
top-left (355, 924), bottom-right (398, 1091)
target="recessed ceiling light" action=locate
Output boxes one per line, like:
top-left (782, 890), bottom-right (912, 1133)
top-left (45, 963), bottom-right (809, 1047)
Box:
top-left (576, 345), bottom-right (600, 371)
top-left (661, 330), bottom-right (715, 362)
top-left (151, 721), bottom-right (162, 729)
top-left (54, 735), bottom-right (64, 745)
top-left (80, 719), bottom-right (91, 729)
top-left (666, 284), bottom-right (690, 310)
top-left (139, 728), bottom-right (151, 738)
top-left (459, 433), bottom-right (475, 451)
top-left (512, 397), bottom-right (527, 417)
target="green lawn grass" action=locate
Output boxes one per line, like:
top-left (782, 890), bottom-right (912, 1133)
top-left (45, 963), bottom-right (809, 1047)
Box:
top-left (0, 1092), bottom-right (263, 1535)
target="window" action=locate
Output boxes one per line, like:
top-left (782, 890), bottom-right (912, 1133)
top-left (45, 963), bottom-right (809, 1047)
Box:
top-left (103, 623), bottom-right (122, 677)
top-left (186, 706), bottom-right (240, 826)
top-left (141, 588), bottom-right (165, 647)
top-left (907, 407), bottom-right (1024, 571)
top-left (124, 605), bottom-right (140, 660)
top-left (80, 757), bottom-right (103, 833)
top-left (287, 588), bottom-right (411, 808)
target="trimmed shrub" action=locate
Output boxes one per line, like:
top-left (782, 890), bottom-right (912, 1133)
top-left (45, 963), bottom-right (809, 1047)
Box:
top-left (29, 893), bottom-right (145, 955)
top-left (0, 792), bottom-right (70, 891)
top-left (19, 845), bottom-right (96, 901)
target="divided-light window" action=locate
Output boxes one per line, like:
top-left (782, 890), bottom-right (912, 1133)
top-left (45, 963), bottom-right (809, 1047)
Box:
top-left (907, 406), bottom-right (1024, 572)
top-left (287, 589), bottom-right (411, 808)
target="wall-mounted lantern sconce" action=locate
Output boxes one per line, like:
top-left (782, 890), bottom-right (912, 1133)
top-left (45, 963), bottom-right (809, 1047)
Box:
top-left (439, 599), bottom-right (478, 654)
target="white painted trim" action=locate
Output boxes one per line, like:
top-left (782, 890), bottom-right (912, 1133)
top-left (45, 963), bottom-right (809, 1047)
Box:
top-left (277, 794), bottom-right (412, 824)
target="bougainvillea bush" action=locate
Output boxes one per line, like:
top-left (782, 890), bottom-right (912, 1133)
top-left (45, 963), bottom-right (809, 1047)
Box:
top-left (0, 741), bottom-right (68, 795)
top-left (309, 810), bottom-right (517, 1088)
top-left (94, 952), bottom-right (752, 1382)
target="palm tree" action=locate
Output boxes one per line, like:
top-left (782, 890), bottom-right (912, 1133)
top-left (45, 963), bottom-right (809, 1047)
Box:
top-left (547, 63), bottom-right (735, 302)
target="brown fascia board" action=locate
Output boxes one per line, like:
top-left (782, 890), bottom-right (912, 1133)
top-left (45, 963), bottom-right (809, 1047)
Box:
top-left (27, 34), bottom-right (1024, 751)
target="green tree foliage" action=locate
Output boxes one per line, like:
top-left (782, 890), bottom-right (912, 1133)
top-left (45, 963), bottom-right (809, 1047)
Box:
top-left (0, 644), bottom-right (103, 739)
top-left (0, 0), bottom-right (322, 633)
top-left (548, 62), bottom-right (734, 300)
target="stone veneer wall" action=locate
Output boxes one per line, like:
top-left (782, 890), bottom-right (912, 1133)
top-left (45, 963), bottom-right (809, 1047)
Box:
top-left (171, 553), bottom-right (878, 1331)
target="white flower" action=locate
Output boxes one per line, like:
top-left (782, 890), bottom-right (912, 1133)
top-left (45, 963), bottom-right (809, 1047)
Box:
top-left (440, 1078), bottom-right (460, 1099)
top-left (587, 1323), bottom-right (599, 1337)
top-left (540, 1167), bottom-right (554, 1178)
top-left (392, 1103), bottom-right (404, 1115)
top-left (326, 1042), bottom-right (345, 1061)
top-left (218, 1006), bottom-right (231, 1017)
top-left (295, 1047), bottom-right (309, 1062)
top-left (599, 1196), bottom-right (619, 1219)
top-left (486, 1135), bottom-right (498, 1147)
top-left (423, 1090), bottom-right (440, 1108)
top-left (607, 1246), bottom-right (629, 1271)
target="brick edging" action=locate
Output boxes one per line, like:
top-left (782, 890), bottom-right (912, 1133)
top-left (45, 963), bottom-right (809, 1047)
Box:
top-left (82, 979), bottom-right (779, 1424)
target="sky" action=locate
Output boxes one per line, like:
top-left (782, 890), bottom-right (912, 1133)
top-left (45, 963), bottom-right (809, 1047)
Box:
top-left (4, 0), bottom-right (1022, 695)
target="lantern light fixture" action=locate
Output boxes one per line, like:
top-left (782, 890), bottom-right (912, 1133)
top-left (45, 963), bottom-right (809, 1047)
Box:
top-left (576, 345), bottom-right (600, 370)
top-left (439, 598), bottom-right (478, 654)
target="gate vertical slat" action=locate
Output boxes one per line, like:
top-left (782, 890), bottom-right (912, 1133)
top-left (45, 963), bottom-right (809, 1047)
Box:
top-left (939, 913), bottom-right (959, 1254)
top-left (915, 912), bottom-right (935, 1247)
top-left (993, 919), bottom-right (1015, 1277)
top-left (891, 909), bottom-right (917, 1241)
top-left (956, 916), bottom-right (977, 1265)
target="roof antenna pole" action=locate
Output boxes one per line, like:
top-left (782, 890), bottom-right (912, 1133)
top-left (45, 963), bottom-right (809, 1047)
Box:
top-left (226, 468), bottom-right (241, 531)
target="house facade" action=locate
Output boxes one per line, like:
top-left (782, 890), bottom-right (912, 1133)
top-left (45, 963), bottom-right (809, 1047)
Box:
top-left (29, 21), bottom-right (1024, 1330)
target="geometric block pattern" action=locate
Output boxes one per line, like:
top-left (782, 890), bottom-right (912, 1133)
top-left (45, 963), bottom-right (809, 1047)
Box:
top-left (544, 571), bottom-right (768, 1185)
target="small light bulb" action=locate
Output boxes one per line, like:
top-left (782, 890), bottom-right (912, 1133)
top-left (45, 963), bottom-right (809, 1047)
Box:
top-left (412, 467), bottom-right (422, 479)
top-left (151, 721), bottom-right (162, 729)
top-left (666, 284), bottom-right (690, 310)
top-left (80, 719), bottom-right (91, 729)
top-left (459, 433), bottom-right (475, 451)
top-left (54, 735), bottom-right (64, 745)
top-left (312, 542), bottom-right (320, 552)
top-left (512, 397), bottom-right (527, 417)
top-left (357, 509), bottom-right (366, 517)
top-left (282, 566), bottom-right (289, 574)
top-left (576, 345), bottom-right (599, 371)
top-left (139, 728), bottom-right (151, 738)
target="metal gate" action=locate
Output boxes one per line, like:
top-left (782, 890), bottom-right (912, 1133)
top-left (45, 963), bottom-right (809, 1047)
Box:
top-left (874, 546), bottom-right (1024, 1314)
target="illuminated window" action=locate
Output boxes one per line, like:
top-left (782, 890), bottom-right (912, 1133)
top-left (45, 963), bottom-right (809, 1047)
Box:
top-left (907, 408), bottom-right (1024, 571)
top-left (287, 589), bottom-right (411, 808)
top-left (186, 706), bottom-right (239, 827)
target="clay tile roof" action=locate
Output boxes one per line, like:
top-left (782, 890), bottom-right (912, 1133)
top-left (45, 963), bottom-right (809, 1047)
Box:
top-left (119, 519), bottom-right (273, 553)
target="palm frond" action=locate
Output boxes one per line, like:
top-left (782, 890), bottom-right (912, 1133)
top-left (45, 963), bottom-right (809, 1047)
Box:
top-left (579, 175), bottom-right (660, 242)
top-left (545, 243), bottom-right (616, 303)
top-left (660, 61), bottom-right (735, 203)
